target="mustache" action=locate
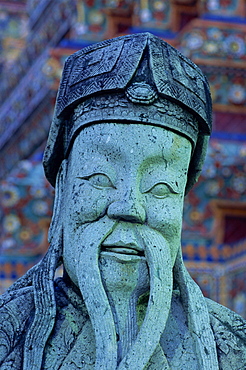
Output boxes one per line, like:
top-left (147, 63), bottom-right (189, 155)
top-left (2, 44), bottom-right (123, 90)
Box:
top-left (75, 219), bottom-right (146, 367)
top-left (117, 225), bottom-right (172, 370)
top-left (76, 217), bottom-right (118, 369)
top-left (75, 218), bottom-right (172, 370)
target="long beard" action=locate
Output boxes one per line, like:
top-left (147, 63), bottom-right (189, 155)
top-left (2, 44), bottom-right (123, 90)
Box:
top-left (75, 217), bottom-right (173, 370)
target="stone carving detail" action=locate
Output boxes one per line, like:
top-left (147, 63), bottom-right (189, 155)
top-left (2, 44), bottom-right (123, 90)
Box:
top-left (56, 33), bottom-right (211, 129)
top-left (0, 33), bottom-right (246, 370)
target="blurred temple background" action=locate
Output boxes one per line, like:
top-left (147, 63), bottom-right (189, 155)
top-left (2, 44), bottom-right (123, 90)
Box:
top-left (0, 0), bottom-right (246, 316)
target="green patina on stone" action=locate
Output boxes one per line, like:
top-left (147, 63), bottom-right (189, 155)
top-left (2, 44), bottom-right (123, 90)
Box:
top-left (0, 33), bottom-right (246, 370)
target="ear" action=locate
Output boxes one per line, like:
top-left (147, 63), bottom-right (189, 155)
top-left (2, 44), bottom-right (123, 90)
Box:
top-left (48, 159), bottom-right (68, 243)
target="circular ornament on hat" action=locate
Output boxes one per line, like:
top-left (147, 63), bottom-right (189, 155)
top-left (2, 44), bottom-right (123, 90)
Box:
top-left (126, 82), bottom-right (158, 105)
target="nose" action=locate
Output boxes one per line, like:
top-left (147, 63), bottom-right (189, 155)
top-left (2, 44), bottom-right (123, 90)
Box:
top-left (107, 192), bottom-right (146, 224)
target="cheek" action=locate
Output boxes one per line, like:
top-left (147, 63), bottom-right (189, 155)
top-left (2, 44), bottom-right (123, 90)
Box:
top-left (145, 195), bottom-right (184, 241)
top-left (145, 196), bottom-right (184, 264)
top-left (64, 184), bottom-right (111, 224)
top-left (63, 222), bottom-right (94, 287)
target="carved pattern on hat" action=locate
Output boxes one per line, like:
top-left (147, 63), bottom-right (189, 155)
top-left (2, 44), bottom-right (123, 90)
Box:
top-left (126, 82), bottom-right (158, 105)
top-left (66, 93), bottom-right (199, 158)
top-left (57, 34), bottom-right (148, 117)
top-left (55, 33), bottom-right (211, 135)
top-left (43, 33), bottom-right (212, 189)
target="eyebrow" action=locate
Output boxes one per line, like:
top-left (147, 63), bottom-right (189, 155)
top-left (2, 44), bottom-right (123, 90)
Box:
top-left (138, 155), bottom-right (168, 171)
top-left (77, 154), bottom-right (117, 178)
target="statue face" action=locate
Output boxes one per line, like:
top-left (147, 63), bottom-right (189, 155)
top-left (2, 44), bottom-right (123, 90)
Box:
top-left (57, 122), bottom-right (192, 367)
top-left (62, 123), bottom-right (192, 286)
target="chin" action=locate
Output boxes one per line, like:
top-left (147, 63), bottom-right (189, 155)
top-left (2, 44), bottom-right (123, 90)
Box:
top-left (99, 251), bottom-right (149, 293)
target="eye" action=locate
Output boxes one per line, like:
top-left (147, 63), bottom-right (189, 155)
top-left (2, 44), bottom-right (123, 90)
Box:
top-left (78, 173), bottom-right (115, 189)
top-left (144, 182), bottom-right (174, 198)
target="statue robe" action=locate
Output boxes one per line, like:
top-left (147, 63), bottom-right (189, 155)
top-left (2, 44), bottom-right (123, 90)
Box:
top-left (0, 277), bottom-right (246, 369)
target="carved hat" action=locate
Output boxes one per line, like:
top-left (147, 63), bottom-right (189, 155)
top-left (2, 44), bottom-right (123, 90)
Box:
top-left (43, 32), bottom-right (212, 192)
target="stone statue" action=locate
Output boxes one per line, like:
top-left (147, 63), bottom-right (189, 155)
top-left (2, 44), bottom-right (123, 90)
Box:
top-left (0, 33), bottom-right (246, 370)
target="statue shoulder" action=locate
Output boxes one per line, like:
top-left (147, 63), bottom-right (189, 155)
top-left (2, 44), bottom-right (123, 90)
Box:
top-left (0, 286), bottom-right (34, 365)
top-left (0, 278), bottom-right (82, 368)
top-left (206, 298), bottom-right (246, 369)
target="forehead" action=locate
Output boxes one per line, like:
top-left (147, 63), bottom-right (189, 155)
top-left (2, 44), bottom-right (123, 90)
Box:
top-left (69, 123), bottom-right (191, 165)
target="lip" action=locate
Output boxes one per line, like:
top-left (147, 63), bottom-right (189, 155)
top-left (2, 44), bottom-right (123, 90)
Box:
top-left (100, 251), bottom-right (145, 263)
top-left (101, 242), bottom-right (144, 257)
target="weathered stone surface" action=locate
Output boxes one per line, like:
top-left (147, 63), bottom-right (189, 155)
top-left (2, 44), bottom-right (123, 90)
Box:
top-left (0, 33), bottom-right (246, 369)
